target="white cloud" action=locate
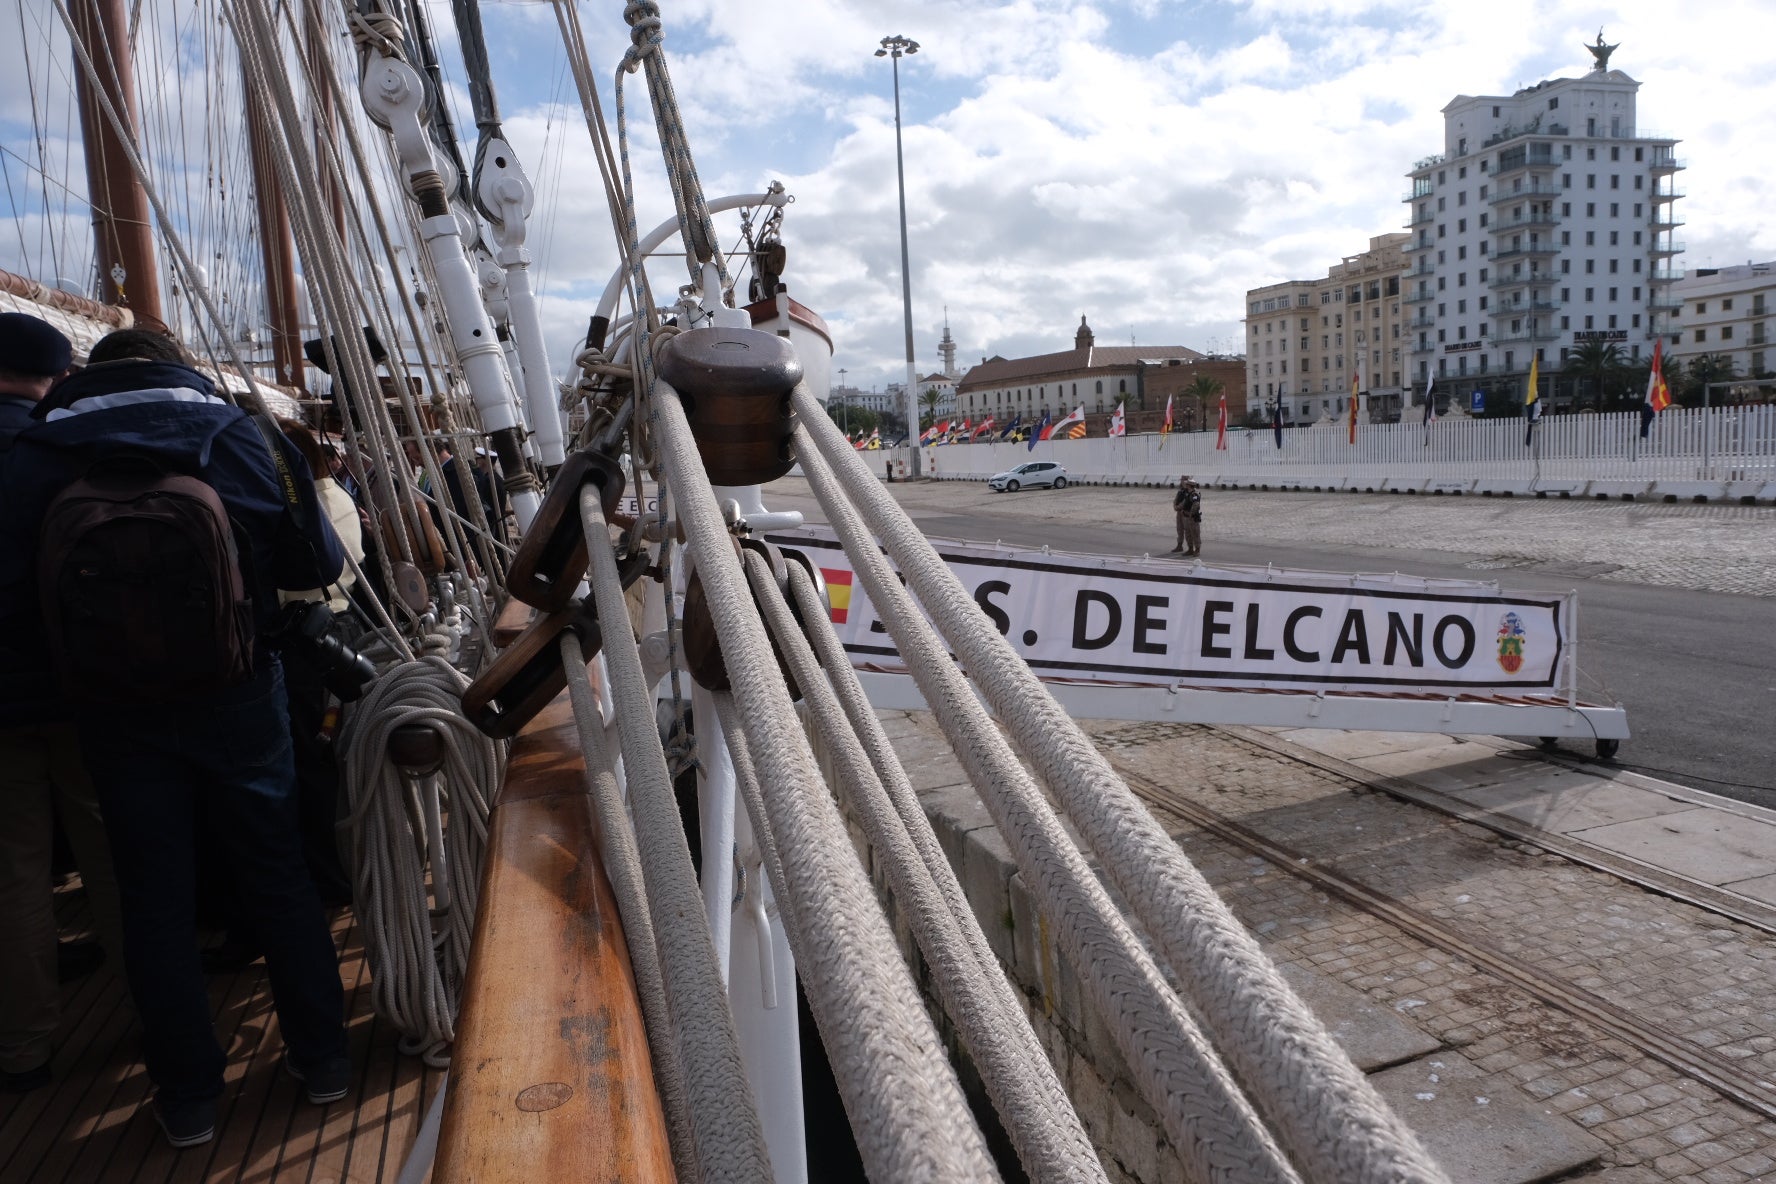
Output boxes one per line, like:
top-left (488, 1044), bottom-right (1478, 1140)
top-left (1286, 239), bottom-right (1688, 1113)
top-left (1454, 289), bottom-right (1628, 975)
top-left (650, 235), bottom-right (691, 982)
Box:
top-left (5, 0), bottom-right (1773, 398)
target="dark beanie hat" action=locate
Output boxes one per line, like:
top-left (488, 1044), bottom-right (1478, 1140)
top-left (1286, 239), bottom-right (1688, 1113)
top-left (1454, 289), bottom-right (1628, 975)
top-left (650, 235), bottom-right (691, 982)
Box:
top-left (0, 313), bottom-right (74, 378)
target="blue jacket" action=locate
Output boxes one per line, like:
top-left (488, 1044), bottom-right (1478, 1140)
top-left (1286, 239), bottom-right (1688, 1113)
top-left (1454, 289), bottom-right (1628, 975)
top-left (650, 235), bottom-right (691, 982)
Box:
top-left (0, 360), bottom-right (346, 722)
top-left (0, 393), bottom-right (36, 453)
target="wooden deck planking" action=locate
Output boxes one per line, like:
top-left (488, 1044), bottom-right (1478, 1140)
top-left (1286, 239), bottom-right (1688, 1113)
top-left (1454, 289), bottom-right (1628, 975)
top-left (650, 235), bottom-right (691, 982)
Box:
top-left (0, 884), bottom-right (437, 1183)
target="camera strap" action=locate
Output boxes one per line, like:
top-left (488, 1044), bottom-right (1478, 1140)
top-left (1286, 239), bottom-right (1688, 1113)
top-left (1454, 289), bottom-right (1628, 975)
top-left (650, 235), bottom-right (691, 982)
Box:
top-left (249, 413), bottom-right (344, 604)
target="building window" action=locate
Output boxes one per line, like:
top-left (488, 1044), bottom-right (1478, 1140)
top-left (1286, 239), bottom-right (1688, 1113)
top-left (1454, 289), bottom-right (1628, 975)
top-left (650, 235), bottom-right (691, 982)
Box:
top-left (1608, 315), bottom-right (1618, 329)
top-left (1587, 203), bottom-right (1596, 216)
top-left (1585, 260), bottom-right (1595, 274)
top-left (1724, 298), bottom-right (1735, 311)
top-left (1609, 259), bottom-right (1619, 273)
top-left (1479, 184), bottom-right (1489, 199)
top-left (1695, 330), bottom-right (1706, 342)
top-left (1586, 231), bottom-right (1596, 246)
top-left (1722, 326), bottom-right (1735, 340)
top-left (1587, 174), bottom-right (1596, 189)
top-left (1609, 202), bottom-right (1619, 217)
top-left (1562, 202), bottom-right (1571, 216)
top-left (1560, 316), bottom-right (1570, 329)
top-left (1563, 174), bottom-right (1572, 189)
top-left (1611, 174), bottom-right (1620, 189)
top-left (1563, 144), bottom-right (1572, 159)
top-left (1095, 380), bottom-right (1102, 394)
top-left (1634, 175), bottom-right (1643, 190)
top-left (1632, 314), bottom-right (1641, 328)
top-left (1561, 231), bottom-right (1571, 245)
top-left (1608, 287), bottom-right (1618, 301)
top-left (1561, 259), bottom-right (1572, 273)
top-left (1479, 212), bottom-right (1489, 228)
top-left (1587, 147), bottom-right (1597, 161)
top-left (1633, 231), bottom-right (1642, 245)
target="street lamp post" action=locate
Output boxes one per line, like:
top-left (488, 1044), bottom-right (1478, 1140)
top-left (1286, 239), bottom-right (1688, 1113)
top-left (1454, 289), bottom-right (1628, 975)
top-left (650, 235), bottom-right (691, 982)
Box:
top-left (838, 366), bottom-right (849, 435)
top-left (875, 34), bottom-right (921, 476)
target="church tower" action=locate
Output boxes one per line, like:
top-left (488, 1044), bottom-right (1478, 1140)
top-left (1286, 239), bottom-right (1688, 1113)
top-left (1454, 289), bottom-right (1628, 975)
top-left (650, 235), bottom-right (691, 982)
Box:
top-left (1075, 315), bottom-right (1094, 350)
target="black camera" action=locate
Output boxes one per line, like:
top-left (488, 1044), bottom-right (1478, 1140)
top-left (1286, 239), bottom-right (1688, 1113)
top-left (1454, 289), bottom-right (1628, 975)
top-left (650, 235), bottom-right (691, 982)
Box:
top-left (270, 601), bottom-right (378, 702)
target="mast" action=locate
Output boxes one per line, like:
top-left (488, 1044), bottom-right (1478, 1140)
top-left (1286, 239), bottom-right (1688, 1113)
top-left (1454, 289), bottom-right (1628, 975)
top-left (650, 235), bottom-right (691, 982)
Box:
top-left (306, 4), bottom-right (348, 242)
top-left (69, 0), bottom-right (164, 329)
top-left (244, 68), bottom-right (304, 387)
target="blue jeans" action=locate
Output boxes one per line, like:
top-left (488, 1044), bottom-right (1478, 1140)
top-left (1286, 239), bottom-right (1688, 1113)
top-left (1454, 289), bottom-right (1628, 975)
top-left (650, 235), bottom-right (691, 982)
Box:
top-left (80, 663), bottom-right (346, 1103)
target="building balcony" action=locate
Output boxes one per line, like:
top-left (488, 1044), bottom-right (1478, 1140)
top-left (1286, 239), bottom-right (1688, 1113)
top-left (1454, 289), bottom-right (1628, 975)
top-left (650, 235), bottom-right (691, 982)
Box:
top-left (1650, 267), bottom-right (1685, 283)
top-left (1409, 314), bottom-right (1436, 330)
top-left (1648, 294), bottom-right (1684, 312)
top-left (1492, 156), bottom-right (1559, 183)
top-left (1493, 326), bottom-right (1559, 344)
top-left (1489, 271), bottom-right (1552, 291)
top-left (1650, 154), bottom-right (1685, 174)
top-left (1492, 300), bottom-right (1561, 316)
top-left (1407, 209), bottom-right (1435, 227)
top-left (1488, 182), bottom-right (1563, 205)
top-left (1404, 289), bottom-right (1437, 304)
top-left (1410, 342), bottom-right (1436, 354)
top-left (1402, 184), bottom-right (1435, 202)
top-left (1649, 212), bottom-right (1685, 231)
top-left (1651, 186), bottom-right (1685, 203)
top-left (1406, 261), bottom-right (1437, 277)
top-left (1492, 243), bottom-right (1561, 262)
top-left (1491, 213), bottom-right (1559, 232)
top-left (1651, 239), bottom-right (1686, 257)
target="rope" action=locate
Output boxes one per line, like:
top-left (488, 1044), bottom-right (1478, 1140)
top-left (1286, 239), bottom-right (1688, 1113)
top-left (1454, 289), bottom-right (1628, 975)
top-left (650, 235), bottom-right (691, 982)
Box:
top-left (339, 657), bottom-right (500, 1067)
top-left (645, 379), bottom-right (1000, 1181)
top-left (793, 388), bottom-right (1452, 1184)
top-left (577, 486), bottom-right (775, 1182)
top-left (559, 632), bottom-right (698, 1183)
top-left (790, 417), bottom-right (1299, 1183)
top-left (746, 552), bottom-right (1106, 1183)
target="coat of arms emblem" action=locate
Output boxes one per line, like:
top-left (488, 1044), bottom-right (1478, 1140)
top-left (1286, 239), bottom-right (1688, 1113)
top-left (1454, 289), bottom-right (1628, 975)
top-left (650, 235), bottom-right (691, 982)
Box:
top-left (1497, 611), bottom-right (1527, 674)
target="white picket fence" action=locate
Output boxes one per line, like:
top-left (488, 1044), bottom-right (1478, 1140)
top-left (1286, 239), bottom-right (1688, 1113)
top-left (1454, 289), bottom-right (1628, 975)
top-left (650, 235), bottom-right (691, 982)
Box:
top-left (899, 405), bottom-right (1776, 501)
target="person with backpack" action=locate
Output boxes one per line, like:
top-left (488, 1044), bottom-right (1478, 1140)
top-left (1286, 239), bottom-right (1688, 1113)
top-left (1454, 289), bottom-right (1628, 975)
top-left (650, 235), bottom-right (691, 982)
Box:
top-left (0, 327), bottom-right (350, 1148)
top-left (0, 312), bottom-right (127, 1095)
top-left (1172, 475), bottom-right (1202, 556)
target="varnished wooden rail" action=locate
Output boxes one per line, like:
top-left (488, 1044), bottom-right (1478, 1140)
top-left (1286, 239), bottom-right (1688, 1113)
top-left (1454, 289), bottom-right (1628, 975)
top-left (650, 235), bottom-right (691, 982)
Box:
top-left (434, 690), bottom-right (676, 1181)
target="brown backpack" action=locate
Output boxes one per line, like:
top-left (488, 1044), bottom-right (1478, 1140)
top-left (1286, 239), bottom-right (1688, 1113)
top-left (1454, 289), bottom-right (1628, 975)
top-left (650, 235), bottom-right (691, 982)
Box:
top-left (37, 459), bottom-right (255, 702)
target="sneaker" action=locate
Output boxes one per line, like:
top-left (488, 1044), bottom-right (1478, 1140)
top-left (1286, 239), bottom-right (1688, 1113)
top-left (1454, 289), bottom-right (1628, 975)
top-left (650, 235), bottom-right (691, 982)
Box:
top-left (153, 1096), bottom-right (216, 1149)
top-left (283, 1050), bottom-right (350, 1104)
top-left (1, 1062), bottom-right (51, 1094)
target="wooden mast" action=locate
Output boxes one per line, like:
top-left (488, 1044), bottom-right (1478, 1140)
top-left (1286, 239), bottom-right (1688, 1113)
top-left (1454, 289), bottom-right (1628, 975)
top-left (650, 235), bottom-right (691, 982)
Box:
top-left (306, 3), bottom-right (349, 242)
top-left (69, 0), bottom-right (164, 330)
top-left (243, 67), bottom-right (304, 387)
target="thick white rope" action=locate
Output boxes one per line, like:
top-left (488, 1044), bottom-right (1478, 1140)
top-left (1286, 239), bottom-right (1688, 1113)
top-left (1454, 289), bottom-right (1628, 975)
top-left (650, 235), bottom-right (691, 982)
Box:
top-left (791, 422), bottom-right (1299, 1183)
top-left (644, 382), bottom-right (1001, 1181)
top-left (340, 657), bottom-right (499, 1067)
top-left (559, 632), bottom-right (699, 1183)
top-left (746, 552), bottom-right (1107, 1183)
top-left (794, 390), bottom-right (1452, 1184)
top-left (577, 487), bottom-right (776, 1182)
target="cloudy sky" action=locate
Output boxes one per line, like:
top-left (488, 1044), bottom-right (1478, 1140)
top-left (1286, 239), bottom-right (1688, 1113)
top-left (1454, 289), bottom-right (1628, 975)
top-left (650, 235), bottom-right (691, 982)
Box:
top-left (467, 0), bottom-right (1776, 393)
top-left (6, 0), bottom-right (1775, 395)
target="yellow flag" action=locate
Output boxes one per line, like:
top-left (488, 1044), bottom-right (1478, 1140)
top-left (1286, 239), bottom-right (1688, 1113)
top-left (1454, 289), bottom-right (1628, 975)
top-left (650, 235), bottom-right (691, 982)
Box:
top-left (1526, 356), bottom-right (1539, 407)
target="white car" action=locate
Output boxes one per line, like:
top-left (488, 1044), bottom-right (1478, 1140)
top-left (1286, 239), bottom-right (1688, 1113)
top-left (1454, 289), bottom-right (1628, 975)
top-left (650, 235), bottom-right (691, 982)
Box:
top-left (987, 461), bottom-right (1069, 492)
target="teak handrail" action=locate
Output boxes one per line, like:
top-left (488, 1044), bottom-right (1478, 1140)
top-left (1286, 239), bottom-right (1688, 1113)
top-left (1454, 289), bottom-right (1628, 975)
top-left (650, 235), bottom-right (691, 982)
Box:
top-left (433, 691), bottom-right (675, 1181)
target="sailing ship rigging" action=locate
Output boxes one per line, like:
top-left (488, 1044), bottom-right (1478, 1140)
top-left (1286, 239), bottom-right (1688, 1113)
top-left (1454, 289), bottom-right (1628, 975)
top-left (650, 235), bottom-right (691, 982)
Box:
top-left (1, 2), bottom-right (1467, 1181)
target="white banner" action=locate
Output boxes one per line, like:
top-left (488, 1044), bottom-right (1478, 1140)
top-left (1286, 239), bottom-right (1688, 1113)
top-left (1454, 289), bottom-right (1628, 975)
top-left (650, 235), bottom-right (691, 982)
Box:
top-left (766, 527), bottom-right (1565, 693)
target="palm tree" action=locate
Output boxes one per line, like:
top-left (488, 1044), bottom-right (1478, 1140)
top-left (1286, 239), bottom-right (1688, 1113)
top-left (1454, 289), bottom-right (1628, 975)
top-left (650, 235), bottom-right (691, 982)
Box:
top-left (1183, 374), bottom-right (1224, 430)
top-left (918, 386), bottom-right (942, 430)
top-left (1566, 340), bottom-right (1624, 411)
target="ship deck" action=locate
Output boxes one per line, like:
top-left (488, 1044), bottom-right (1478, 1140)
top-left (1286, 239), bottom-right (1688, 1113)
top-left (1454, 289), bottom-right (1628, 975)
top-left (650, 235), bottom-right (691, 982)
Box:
top-left (0, 886), bottom-right (438, 1184)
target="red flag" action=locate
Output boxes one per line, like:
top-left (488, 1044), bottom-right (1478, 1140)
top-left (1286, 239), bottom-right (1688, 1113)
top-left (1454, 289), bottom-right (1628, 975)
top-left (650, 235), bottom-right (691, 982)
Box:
top-left (1647, 338), bottom-right (1672, 412)
top-left (1214, 392), bottom-right (1228, 450)
top-left (1348, 371), bottom-right (1360, 444)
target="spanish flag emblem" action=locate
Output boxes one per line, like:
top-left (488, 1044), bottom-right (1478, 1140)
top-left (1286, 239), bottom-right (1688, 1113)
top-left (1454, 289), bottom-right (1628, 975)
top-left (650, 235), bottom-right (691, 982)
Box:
top-left (821, 567), bottom-right (854, 624)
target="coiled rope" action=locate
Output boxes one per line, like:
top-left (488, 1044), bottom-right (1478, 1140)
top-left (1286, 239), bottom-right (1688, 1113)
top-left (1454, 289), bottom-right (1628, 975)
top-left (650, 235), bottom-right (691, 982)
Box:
top-left (340, 657), bottom-right (500, 1066)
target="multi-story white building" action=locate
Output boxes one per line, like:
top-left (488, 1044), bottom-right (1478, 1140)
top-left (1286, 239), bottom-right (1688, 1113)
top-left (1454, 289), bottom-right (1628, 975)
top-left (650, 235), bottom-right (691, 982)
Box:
top-left (1670, 263), bottom-right (1775, 380)
top-left (1402, 44), bottom-right (1683, 409)
top-left (1245, 233), bottom-right (1409, 425)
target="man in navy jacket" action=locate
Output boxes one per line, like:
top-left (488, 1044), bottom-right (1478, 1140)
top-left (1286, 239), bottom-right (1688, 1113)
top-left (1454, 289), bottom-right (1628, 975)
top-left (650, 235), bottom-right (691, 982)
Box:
top-left (0, 329), bottom-right (351, 1148)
